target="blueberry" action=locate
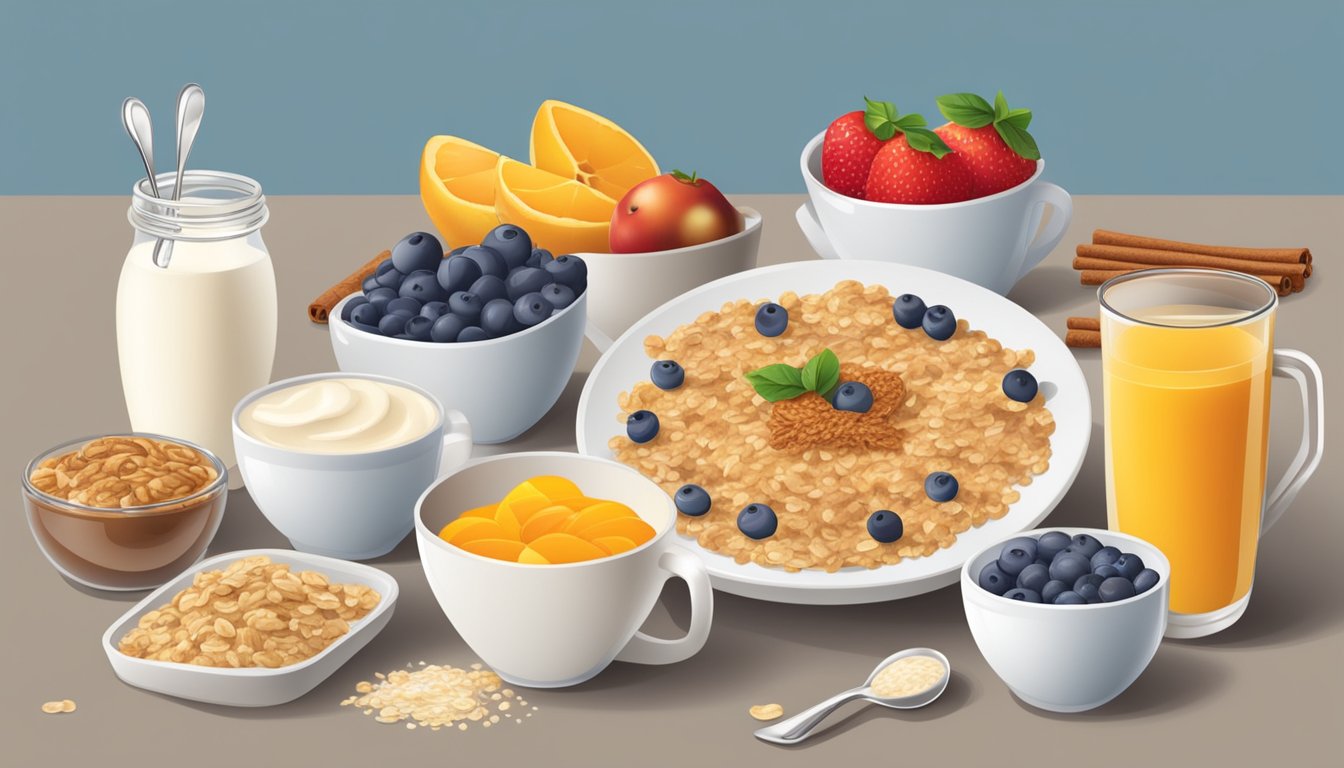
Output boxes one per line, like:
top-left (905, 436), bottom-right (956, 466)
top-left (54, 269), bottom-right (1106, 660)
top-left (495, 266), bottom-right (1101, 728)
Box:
top-left (1074, 573), bottom-right (1104, 603)
top-left (457, 326), bottom-right (490, 343)
top-left (448, 292), bottom-right (483, 325)
top-left (831, 381), bottom-right (873, 413)
top-left (365, 287), bottom-right (398, 311)
top-left (527, 248), bottom-right (554, 269)
top-left (651, 360), bottom-right (685, 390)
top-left (1093, 564), bottom-right (1121, 579)
top-left (1133, 569), bottom-right (1160, 594)
top-left (513, 292), bottom-right (553, 327)
top-left (437, 254), bottom-right (483, 294)
top-left (385, 297), bottom-right (422, 317)
top-left (480, 224), bottom-right (533, 270)
top-left (1054, 591), bottom-right (1086, 605)
top-left (1016, 563), bottom-right (1050, 593)
top-left (430, 313), bottom-right (466, 343)
top-left (1033, 558), bottom-right (1052, 569)
top-left (674, 484), bottom-right (711, 517)
top-left (737, 503), bottom-right (778, 540)
top-left (1002, 368), bottom-right (1039, 403)
top-left (978, 562), bottom-right (1013, 596)
top-left (348, 320), bottom-right (381, 336)
top-left (1068, 533), bottom-right (1103, 559)
top-left (540, 282), bottom-right (577, 311)
top-left (1000, 536), bottom-right (1039, 563)
top-left (377, 312), bottom-right (408, 337)
top-left (997, 545), bottom-right (1035, 577)
top-left (399, 269), bottom-right (446, 303)
top-left (754, 302), bottom-right (788, 337)
top-left (1091, 546), bottom-right (1121, 570)
top-left (461, 245), bottom-right (507, 279)
top-left (1003, 588), bottom-right (1042, 603)
top-left (448, 245), bottom-right (470, 257)
top-left (1041, 579), bottom-right (1068, 604)
top-left (340, 295), bottom-right (369, 323)
top-left (1112, 552), bottom-right (1145, 581)
top-left (866, 510), bottom-right (904, 543)
top-left (924, 471), bottom-right (959, 502)
top-left (1049, 552), bottom-right (1091, 585)
top-left (470, 274), bottom-right (508, 304)
top-left (374, 259), bottom-right (405, 290)
top-left (505, 266), bottom-right (553, 301)
top-left (362, 274), bottom-right (380, 293)
top-left (480, 298), bottom-right (522, 337)
top-left (543, 254), bottom-right (588, 291)
top-left (391, 231), bottom-right (443, 275)
top-left (403, 315), bottom-right (434, 341)
top-left (626, 410), bottom-right (659, 444)
top-left (892, 293), bottom-right (927, 329)
top-left (1099, 576), bottom-right (1138, 603)
top-left (421, 300), bottom-right (451, 321)
top-left (922, 305), bottom-right (956, 341)
top-left (1037, 531), bottom-right (1072, 563)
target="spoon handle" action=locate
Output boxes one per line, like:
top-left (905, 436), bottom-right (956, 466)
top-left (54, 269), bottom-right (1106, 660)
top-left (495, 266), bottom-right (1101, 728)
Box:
top-left (120, 97), bottom-right (158, 198)
top-left (171, 83), bottom-right (205, 202)
top-left (753, 686), bottom-right (868, 745)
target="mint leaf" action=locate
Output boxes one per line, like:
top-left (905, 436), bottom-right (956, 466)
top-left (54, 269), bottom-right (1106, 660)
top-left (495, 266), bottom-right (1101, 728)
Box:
top-left (801, 348), bottom-right (840, 397)
top-left (1001, 107), bottom-right (1032, 130)
top-left (936, 93), bottom-right (994, 128)
top-left (994, 120), bottom-right (1041, 160)
top-left (993, 90), bottom-right (1010, 122)
top-left (901, 127), bottom-right (953, 159)
top-left (745, 364), bottom-right (808, 402)
top-left (864, 97), bottom-right (900, 140)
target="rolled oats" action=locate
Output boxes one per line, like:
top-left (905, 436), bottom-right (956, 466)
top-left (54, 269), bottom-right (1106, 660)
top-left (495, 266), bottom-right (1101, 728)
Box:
top-left (344, 662), bottom-right (530, 732)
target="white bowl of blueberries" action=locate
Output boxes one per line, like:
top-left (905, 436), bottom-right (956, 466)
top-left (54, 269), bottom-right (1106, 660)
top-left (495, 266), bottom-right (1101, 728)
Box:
top-left (961, 527), bottom-right (1170, 713)
top-left (330, 225), bottom-right (588, 443)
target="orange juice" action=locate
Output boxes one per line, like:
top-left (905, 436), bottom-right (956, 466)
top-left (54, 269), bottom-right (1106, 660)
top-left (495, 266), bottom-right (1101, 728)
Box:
top-left (1102, 304), bottom-right (1273, 615)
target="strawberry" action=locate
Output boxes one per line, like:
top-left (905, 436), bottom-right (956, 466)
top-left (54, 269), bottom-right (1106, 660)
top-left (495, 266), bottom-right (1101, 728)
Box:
top-left (858, 100), bottom-right (973, 205)
top-left (933, 91), bottom-right (1041, 197)
top-left (821, 100), bottom-right (890, 198)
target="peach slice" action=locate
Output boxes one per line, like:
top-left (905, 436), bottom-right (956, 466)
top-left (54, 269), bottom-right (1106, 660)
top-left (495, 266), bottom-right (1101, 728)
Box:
top-left (561, 501), bottom-right (640, 537)
top-left (501, 495), bottom-right (555, 525)
top-left (459, 503), bottom-right (497, 519)
top-left (517, 546), bottom-right (551, 565)
top-left (577, 516), bottom-right (657, 544)
top-left (447, 519), bottom-right (509, 545)
top-left (493, 502), bottom-right (523, 540)
top-left (457, 538), bottom-right (526, 561)
top-left (591, 535), bottom-right (639, 557)
top-left (438, 516), bottom-right (499, 543)
top-left (527, 475), bottom-right (584, 501)
top-left (527, 533), bottom-right (608, 564)
top-left (520, 506), bottom-right (574, 542)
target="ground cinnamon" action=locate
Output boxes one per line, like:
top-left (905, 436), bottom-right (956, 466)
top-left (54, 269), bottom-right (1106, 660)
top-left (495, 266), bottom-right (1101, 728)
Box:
top-left (307, 250), bottom-right (389, 323)
top-left (768, 366), bottom-right (906, 451)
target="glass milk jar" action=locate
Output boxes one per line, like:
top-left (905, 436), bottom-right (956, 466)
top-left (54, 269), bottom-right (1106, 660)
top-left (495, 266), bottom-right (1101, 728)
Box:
top-left (117, 171), bottom-right (277, 480)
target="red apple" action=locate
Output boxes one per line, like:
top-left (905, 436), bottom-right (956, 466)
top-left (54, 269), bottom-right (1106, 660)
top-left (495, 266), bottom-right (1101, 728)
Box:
top-left (609, 170), bottom-right (744, 253)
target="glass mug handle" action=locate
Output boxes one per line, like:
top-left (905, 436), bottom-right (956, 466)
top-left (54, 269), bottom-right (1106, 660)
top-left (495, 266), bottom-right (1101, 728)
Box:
top-left (1262, 349), bottom-right (1325, 532)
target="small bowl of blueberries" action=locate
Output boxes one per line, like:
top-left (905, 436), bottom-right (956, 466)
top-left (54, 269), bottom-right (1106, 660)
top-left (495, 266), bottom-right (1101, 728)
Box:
top-left (330, 225), bottom-right (588, 444)
top-left (960, 527), bottom-right (1170, 713)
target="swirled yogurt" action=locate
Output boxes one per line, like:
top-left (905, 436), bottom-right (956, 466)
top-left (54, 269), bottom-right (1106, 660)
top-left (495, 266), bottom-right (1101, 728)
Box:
top-left (239, 378), bottom-right (438, 453)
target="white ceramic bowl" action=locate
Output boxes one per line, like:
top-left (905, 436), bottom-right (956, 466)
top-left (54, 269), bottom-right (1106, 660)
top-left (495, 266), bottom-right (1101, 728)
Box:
top-left (797, 131), bottom-right (1072, 295)
top-left (576, 207), bottom-right (761, 349)
top-left (102, 548), bottom-right (398, 707)
top-left (415, 452), bottom-right (713, 688)
top-left (330, 289), bottom-right (585, 443)
top-left (233, 372), bottom-right (472, 560)
top-left (961, 527), bottom-right (1171, 713)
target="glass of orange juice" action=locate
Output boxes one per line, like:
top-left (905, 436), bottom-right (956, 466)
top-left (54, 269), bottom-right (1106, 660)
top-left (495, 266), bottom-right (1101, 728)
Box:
top-left (1100, 269), bottom-right (1323, 639)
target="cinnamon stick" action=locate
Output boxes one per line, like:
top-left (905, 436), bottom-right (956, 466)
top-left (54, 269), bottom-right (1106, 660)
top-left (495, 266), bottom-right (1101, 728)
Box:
top-left (1072, 255), bottom-right (1303, 292)
top-left (1066, 329), bottom-right (1101, 348)
top-left (1076, 244), bottom-right (1308, 278)
top-left (308, 250), bottom-right (389, 323)
top-left (1067, 316), bottom-right (1100, 331)
top-left (1079, 268), bottom-right (1292, 296)
top-left (1091, 229), bottom-right (1311, 269)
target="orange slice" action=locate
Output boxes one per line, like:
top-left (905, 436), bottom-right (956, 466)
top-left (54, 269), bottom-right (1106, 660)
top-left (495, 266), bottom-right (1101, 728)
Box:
top-left (446, 519), bottom-right (509, 545)
top-left (457, 538), bottom-right (526, 561)
top-left (420, 136), bottom-right (503, 248)
top-left (495, 158), bottom-right (616, 254)
top-left (527, 533), bottom-right (609, 564)
top-left (591, 535), bottom-right (639, 557)
top-left (561, 501), bottom-right (640, 537)
top-left (502, 496), bottom-right (556, 525)
top-left (527, 476), bottom-right (584, 501)
top-left (530, 100), bottom-right (660, 202)
top-left (493, 502), bottom-right (522, 540)
top-left (520, 506), bottom-right (574, 542)
top-left (578, 516), bottom-right (657, 544)
top-left (517, 546), bottom-right (550, 565)
top-left (438, 516), bottom-right (498, 543)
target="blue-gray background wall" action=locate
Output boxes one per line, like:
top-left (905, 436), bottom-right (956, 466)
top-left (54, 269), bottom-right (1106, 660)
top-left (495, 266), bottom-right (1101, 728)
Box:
top-left (2, 0), bottom-right (1340, 195)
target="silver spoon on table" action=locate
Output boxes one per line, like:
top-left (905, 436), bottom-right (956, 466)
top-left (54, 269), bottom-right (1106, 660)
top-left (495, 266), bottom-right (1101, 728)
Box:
top-left (754, 648), bottom-right (950, 746)
top-left (151, 83), bottom-right (205, 268)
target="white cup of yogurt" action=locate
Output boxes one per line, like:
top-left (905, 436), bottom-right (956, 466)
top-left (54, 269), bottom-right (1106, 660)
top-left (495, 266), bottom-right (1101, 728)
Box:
top-left (232, 373), bottom-right (472, 560)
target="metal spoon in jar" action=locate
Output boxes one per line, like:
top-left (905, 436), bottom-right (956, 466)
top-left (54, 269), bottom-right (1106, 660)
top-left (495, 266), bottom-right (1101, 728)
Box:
top-left (151, 83), bottom-right (206, 268)
top-left (753, 648), bottom-right (950, 746)
top-left (120, 97), bottom-right (160, 198)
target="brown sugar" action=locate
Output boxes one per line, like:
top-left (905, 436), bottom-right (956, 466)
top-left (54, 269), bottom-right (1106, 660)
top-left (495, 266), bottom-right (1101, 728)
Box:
top-left (768, 365), bottom-right (906, 451)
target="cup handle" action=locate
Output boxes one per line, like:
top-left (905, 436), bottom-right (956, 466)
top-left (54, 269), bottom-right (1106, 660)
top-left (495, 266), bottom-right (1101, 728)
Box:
top-left (795, 202), bottom-right (840, 260)
top-left (1262, 349), bottom-right (1325, 532)
top-left (437, 409), bottom-right (474, 479)
top-left (1015, 182), bottom-right (1073, 281)
top-left (614, 546), bottom-right (714, 665)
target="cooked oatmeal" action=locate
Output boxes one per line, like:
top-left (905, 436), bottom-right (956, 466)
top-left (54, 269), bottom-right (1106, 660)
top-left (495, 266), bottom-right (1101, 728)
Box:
top-left (610, 280), bottom-right (1055, 572)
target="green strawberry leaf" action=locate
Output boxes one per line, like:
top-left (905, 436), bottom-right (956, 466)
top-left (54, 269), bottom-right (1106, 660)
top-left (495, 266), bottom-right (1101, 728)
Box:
top-left (801, 349), bottom-right (841, 399)
top-left (1001, 107), bottom-right (1032, 130)
top-left (892, 113), bottom-right (927, 130)
top-left (864, 97), bottom-right (901, 141)
top-left (936, 93), bottom-right (995, 128)
top-left (902, 127), bottom-right (953, 159)
top-left (745, 364), bottom-right (808, 402)
top-left (993, 90), bottom-right (1010, 122)
top-left (994, 119), bottom-right (1041, 160)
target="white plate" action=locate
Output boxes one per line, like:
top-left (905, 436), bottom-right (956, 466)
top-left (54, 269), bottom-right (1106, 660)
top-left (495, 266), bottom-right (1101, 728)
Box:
top-left (576, 260), bottom-right (1090, 605)
top-left (102, 549), bottom-right (399, 707)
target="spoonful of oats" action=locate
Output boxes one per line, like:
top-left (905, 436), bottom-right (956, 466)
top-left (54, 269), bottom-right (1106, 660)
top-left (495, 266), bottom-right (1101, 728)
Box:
top-left (754, 648), bottom-right (949, 745)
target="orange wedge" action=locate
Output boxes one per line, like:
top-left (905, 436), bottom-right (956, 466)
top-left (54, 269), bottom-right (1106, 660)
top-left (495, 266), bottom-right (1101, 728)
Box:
top-left (591, 535), bottom-right (639, 557)
top-left (517, 546), bottom-right (550, 565)
top-left (579, 516), bottom-right (657, 544)
top-left (527, 475), bottom-right (584, 501)
top-left (446, 519), bottom-right (509, 545)
top-left (520, 506), bottom-right (573, 542)
top-left (530, 100), bottom-right (660, 202)
top-left (457, 538), bottom-right (526, 561)
top-left (495, 158), bottom-right (617, 254)
top-left (527, 533), bottom-right (609, 564)
top-left (561, 501), bottom-right (640, 537)
top-left (438, 516), bottom-right (498, 542)
top-left (420, 136), bottom-right (503, 248)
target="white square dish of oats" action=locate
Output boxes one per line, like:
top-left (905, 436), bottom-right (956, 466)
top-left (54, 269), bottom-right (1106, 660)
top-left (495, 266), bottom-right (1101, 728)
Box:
top-left (576, 261), bottom-right (1090, 605)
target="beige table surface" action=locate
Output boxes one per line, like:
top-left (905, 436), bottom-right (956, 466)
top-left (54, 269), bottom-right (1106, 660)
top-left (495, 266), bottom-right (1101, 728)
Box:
top-left (3, 194), bottom-right (1340, 767)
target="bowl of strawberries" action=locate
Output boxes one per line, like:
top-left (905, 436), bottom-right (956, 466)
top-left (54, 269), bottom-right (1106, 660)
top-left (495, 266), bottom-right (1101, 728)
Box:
top-left (798, 92), bottom-right (1072, 295)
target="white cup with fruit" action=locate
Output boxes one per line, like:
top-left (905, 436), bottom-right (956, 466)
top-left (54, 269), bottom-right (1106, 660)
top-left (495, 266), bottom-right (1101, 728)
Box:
top-left (798, 92), bottom-right (1072, 295)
